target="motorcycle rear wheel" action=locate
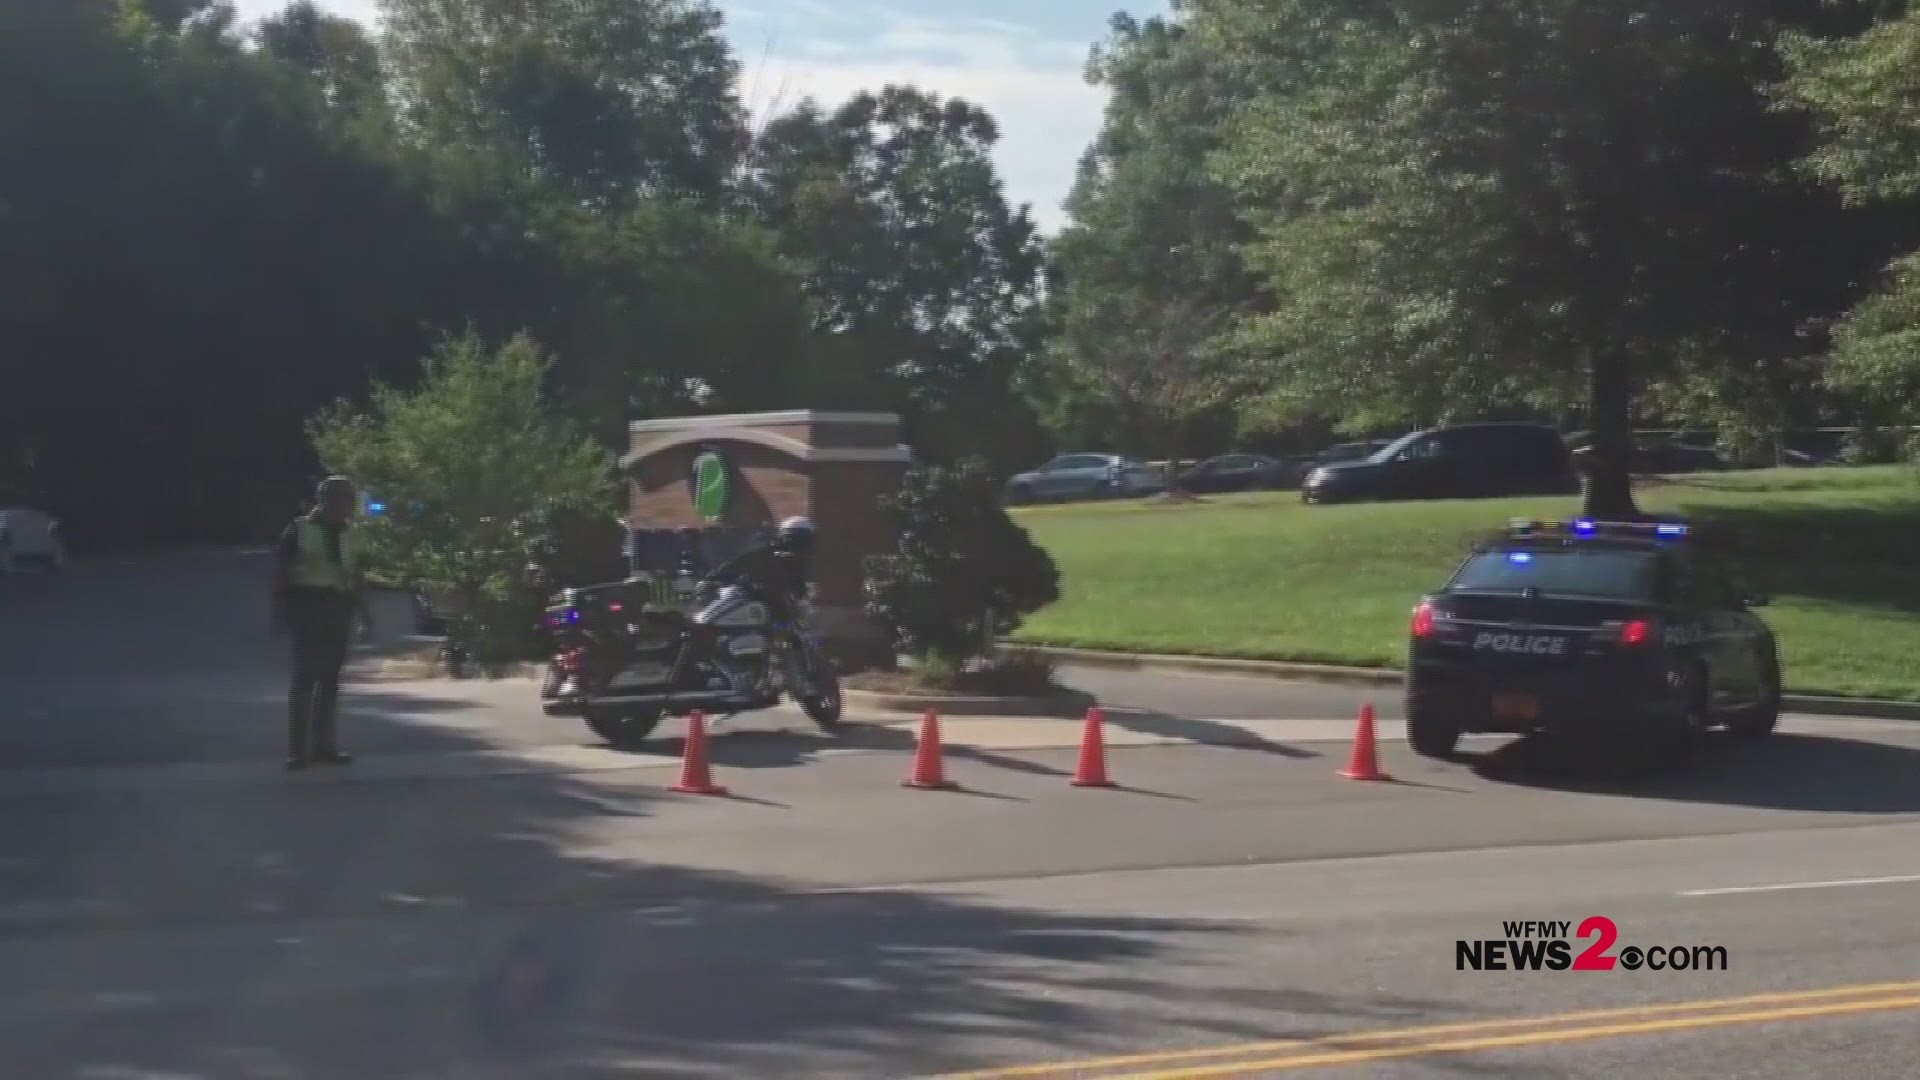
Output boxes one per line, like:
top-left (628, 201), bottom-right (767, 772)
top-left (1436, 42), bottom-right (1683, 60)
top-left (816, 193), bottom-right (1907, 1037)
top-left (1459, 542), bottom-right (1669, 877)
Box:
top-left (584, 707), bottom-right (663, 749)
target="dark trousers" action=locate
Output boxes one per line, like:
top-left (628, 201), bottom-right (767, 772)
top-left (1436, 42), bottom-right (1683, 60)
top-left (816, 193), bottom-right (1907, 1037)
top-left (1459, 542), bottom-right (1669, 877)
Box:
top-left (286, 587), bottom-right (355, 758)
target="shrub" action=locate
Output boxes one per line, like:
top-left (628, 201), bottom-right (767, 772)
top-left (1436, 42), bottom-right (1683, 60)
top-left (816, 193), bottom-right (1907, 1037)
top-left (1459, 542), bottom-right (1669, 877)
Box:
top-left (309, 330), bottom-right (618, 664)
top-left (863, 458), bottom-right (1061, 667)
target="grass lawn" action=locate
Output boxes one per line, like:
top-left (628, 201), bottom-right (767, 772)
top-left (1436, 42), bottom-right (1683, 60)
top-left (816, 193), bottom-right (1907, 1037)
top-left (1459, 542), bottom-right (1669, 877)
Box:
top-left (1008, 465), bottom-right (1920, 701)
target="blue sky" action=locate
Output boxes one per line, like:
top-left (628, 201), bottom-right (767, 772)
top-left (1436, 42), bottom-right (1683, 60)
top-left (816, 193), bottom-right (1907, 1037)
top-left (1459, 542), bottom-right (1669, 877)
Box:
top-left (224, 0), bottom-right (1174, 232)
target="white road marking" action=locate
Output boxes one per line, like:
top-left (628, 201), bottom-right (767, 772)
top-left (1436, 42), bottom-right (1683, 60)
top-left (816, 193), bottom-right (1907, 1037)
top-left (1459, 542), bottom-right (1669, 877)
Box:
top-left (1679, 873), bottom-right (1920, 897)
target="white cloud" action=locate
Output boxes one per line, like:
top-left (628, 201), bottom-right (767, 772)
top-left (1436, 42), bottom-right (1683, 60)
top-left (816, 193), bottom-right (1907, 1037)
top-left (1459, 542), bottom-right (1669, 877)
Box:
top-left (225, 0), bottom-right (1105, 231)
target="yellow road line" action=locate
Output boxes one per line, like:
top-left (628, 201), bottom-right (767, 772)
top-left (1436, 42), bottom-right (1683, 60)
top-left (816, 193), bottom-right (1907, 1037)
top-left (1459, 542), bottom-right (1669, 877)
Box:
top-left (1108, 993), bottom-right (1920, 1078)
top-left (926, 980), bottom-right (1920, 1079)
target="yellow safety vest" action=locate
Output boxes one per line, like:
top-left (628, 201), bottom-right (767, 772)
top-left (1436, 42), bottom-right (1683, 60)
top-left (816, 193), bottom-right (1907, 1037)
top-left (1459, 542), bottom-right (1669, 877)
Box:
top-left (288, 518), bottom-right (360, 591)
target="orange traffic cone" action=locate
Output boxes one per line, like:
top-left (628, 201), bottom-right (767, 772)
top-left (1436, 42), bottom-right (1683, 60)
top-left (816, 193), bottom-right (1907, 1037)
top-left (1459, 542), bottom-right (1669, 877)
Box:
top-left (670, 710), bottom-right (729, 795)
top-left (1071, 707), bottom-right (1117, 788)
top-left (1338, 703), bottom-right (1392, 781)
top-left (903, 710), bottom-right (958, 789)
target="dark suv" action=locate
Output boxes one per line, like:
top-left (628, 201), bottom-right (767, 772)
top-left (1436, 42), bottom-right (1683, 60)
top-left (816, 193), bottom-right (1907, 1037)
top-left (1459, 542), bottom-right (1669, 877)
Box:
top-left (1404, 517), bottom-right (1781, 761)
top-left (1302, 422), bottom-right (1577, 504)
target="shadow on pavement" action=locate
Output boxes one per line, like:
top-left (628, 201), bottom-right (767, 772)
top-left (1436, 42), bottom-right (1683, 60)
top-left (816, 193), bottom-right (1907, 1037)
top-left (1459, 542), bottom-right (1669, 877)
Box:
top-left (1095, 707), bottom-right (1321, 759)
top-left (0, 552), bottom-right (1471, 1076)
top-left (1468, 733), bottom-right (1920, 813)
top-left (603, 720), bottom-right (1078, 781)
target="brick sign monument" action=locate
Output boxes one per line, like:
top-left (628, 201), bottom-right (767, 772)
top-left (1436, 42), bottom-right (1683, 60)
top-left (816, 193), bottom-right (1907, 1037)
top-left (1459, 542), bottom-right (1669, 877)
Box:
top-left (620, 411), bottom-right (912, 668)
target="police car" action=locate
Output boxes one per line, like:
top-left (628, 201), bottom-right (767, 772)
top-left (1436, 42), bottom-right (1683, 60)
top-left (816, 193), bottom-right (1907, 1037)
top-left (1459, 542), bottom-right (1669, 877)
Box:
top-left (1404, 517), bottom-right (1780, 760)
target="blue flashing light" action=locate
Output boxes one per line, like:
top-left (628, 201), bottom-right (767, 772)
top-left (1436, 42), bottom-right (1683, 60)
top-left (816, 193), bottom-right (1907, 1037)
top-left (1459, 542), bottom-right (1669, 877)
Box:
top-left (366, 500), bottom-right (386, 516)
top-left (1507, 551), bottom-right (1534, 564)
top-left (1572, 518), bottom-right (1597, 536)
top-left (1655, 523), bottom-right (1688, 538)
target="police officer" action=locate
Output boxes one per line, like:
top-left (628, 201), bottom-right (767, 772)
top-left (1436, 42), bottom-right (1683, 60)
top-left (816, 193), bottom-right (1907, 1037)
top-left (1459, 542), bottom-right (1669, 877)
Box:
top-left (270, 475), bottom-right (373, 770)
top-left (704, 516), bottom-right (816, 620)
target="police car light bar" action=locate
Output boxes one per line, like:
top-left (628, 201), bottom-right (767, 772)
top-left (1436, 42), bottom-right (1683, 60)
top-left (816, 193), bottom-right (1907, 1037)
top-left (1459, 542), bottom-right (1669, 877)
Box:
top-left (1506, 518), bottom-right (1689, 540)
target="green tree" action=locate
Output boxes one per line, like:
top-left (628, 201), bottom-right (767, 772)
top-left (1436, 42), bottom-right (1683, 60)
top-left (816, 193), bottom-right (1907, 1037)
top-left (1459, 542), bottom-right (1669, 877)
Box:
top-left (309, 330), bottom-right (618, 662)
top-left (1778, 7), bottom-right (1920, 436)
top-left (1042, 9), bottom-right (1262, 457)
top-left (254, 0), bottom-right (386, 117)
top-left (379, 0), bottom-right (744, 211)
top-left (1197, 0), bottom-right (1910, 516)
top-left (744, 86), bottom-right (1052, 470)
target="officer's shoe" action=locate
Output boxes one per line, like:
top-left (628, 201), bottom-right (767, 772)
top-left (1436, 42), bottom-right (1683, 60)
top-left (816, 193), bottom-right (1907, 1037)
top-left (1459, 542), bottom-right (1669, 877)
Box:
top-left (314, 750), bottom-right (353, 765)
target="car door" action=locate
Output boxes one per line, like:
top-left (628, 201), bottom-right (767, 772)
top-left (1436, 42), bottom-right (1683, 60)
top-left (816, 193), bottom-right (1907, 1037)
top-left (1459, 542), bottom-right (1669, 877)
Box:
top-left (1032, 455), bottom-right (1086, 499)
top-left (1693, 560), bottom-right (1765, 705)
top-left (1207, 454), bottom-right (1256, 491)
top-left (1182, 457), bottom-right (1226, 492)
top-left (1667, 556), bottom-right (1750, 708)
top-left (1055, 454), bottom-right (1113, 499)
top-left (1446, 428), bottom-right (1509, 499)
top-left (1388, 433), bottom-right (1456, 498)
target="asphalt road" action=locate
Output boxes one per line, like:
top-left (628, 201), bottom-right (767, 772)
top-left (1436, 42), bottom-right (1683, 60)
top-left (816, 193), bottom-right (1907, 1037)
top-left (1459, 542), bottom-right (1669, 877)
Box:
top-left (1, 552), bottom-right (1917, 1078)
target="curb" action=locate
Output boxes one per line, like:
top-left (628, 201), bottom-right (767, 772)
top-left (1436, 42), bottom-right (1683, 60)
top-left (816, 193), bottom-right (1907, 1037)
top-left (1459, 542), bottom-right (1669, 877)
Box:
top-left (1012, 644), bottom-right (1404, 688)
top-left (1009, 644), bottom-right (1920, 721)
top-left (1778, 695), bottom-right (1920, 721)
top-left (840, 687), bottom-right (1096, 718)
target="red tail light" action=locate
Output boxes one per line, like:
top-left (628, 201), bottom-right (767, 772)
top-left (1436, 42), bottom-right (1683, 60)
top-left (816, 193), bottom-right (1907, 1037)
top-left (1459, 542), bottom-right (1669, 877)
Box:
top-left (557, 647), bottom-right (585, 673)
top-left (1411, 601), bottom-right (1437, 638)
top-left (1618, 619), bottom-right (1652, 647)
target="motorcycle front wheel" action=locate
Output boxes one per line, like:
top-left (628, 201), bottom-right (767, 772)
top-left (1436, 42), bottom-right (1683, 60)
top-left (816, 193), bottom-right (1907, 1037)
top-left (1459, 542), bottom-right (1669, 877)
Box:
top-left (794, 645), bottom-right (843, 728)
top-left (584, 707), bottom-right (663, 749)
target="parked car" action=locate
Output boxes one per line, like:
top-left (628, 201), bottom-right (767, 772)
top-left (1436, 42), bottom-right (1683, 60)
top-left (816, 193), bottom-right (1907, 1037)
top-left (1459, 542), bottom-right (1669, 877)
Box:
top-left (1004, 454), bottom-right (1166, 504)
top-left (1177, 453), bottom-right (1288, 493)
top-left (1633, 438), bottom-right (1727, 473)
top-left (1302, 422), bottom-right (1577, 505)
top-left (1275, 441), bottom-right (1391, 488)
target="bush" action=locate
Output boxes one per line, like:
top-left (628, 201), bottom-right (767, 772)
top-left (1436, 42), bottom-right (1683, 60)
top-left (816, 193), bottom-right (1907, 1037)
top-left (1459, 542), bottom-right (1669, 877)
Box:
top-left (863, 458), bottom-right (1061, 666)
top-left (309, 330), bottom-right (618, 664)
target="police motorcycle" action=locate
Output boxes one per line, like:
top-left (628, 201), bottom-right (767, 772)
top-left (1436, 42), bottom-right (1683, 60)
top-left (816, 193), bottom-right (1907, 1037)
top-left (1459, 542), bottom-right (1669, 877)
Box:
top-left (538, 535), bottom-right (844, 749)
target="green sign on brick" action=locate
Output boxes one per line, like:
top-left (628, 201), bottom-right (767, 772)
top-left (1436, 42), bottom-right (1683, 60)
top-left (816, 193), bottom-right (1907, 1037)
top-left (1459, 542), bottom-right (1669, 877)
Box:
top-left (691, 450), bottom-right (728, 523)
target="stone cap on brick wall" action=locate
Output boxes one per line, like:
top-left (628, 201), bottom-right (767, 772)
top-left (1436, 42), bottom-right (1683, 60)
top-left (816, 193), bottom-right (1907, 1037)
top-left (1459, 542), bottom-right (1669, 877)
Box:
top-left (620, 411), bottom-right (912, 471)
top-left (628, 410), bottom-right (899, 433)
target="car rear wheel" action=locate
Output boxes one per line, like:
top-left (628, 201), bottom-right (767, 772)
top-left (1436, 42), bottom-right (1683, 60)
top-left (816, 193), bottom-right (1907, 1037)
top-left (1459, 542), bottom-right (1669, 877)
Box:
top-left (1643, 665), bottom-right (1710, 768)
top-left (1728, 644), bottom-right (1781, 741)
top-left (1406, 692), bottom-right (1462, 759)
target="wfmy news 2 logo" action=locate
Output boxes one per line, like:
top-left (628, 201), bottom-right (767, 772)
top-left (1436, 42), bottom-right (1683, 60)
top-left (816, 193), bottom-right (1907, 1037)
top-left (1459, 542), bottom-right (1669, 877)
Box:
top-left (1456, 917), bottom-right (1728, 972)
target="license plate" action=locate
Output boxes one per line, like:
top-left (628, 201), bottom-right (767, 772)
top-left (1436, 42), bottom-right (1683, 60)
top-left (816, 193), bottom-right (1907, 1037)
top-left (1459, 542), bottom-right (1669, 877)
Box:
top-left (1492, 692), bottom-right (1540, 721)
top-left (609, 664), bottom-right (672, 688)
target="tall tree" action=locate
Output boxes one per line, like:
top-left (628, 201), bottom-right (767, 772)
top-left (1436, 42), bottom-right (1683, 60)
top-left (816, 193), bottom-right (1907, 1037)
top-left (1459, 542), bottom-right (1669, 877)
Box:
top-left (379, 0), bottom-right (744, 212)
top-left (1778, 7), bottom-right (1920, 430)
top-left (1042, 6), bottom-right (1262, 458)
top-left (0, 0), bottom-right (566, 546)
top-left (1196, 0), bottom-right (1911, 515)
top-left (255, 0), bottom-right (386, 117)
top-left (744, 86), bottom-right (1052, 468)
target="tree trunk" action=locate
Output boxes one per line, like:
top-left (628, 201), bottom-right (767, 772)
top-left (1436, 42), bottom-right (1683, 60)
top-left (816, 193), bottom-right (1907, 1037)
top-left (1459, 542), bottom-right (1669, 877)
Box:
top-left (1582, 346), bottom-right (1640, 520)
